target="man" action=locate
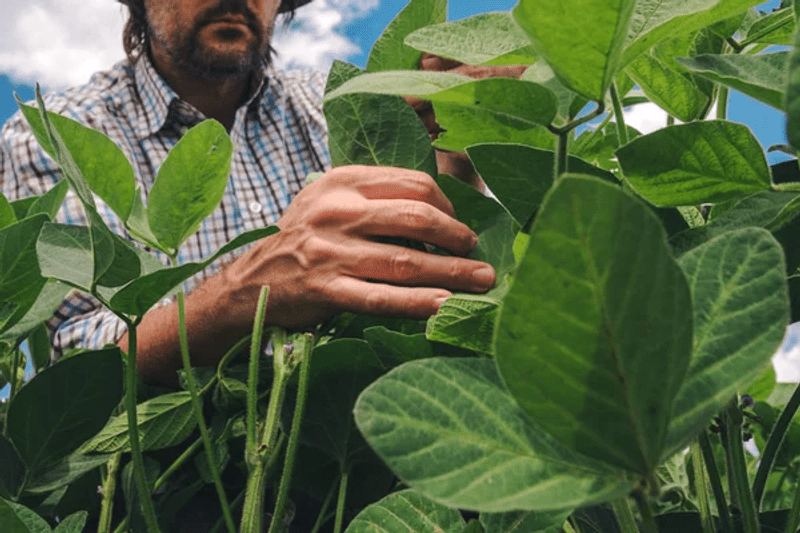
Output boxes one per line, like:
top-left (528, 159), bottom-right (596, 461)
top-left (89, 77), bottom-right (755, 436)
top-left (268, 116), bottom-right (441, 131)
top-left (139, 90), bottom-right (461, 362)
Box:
top-left (1, 0), bottom-right (504, 387)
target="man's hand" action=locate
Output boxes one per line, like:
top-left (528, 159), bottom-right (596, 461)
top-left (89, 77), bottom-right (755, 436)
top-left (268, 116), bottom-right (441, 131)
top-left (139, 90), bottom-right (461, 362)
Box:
top-left (127, 166), bottom-right (495, 386)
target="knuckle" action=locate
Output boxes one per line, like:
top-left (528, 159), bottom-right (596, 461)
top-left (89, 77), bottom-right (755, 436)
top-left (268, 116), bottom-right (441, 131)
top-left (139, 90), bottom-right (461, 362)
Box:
top-left (399, 203), bottom-right (434, 230)
top-left (388, 252), bottom-right (421, 283)
top-left (362, 289), bottom-right (390, 315)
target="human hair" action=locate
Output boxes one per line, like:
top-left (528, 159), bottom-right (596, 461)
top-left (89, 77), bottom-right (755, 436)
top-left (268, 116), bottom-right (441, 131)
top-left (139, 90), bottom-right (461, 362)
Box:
top-left (117, 0), bottom-right (303, 63)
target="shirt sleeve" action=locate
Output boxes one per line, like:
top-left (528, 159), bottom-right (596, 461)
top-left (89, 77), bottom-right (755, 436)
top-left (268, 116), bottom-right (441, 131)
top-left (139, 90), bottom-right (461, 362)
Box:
top-left (1, 109), bottom-right (128, 358)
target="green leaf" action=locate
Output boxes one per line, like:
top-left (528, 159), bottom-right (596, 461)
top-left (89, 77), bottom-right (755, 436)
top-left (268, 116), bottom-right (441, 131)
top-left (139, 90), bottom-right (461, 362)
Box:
top-left (0, 193), bottom-right (16, 230)
top-left (571, 124), bottom-right (641, 173)
top-left (0, 215), bottom-right (49, 336)
top-left (44, 112), bottom-right (136, 221)
top-left (0, 499), bottom-right (50, 533)
top-left (521, 62), bottom-right (588, 123)
top-left (743, 7), bottom-right (795, 46)
top-left (0, 435), bottom-right (25, 500)
top-left (404, 13), bottom-right (537, 66)
top-left (109, 226), bottom-right (277, 316)
top-left (0, 303), bottom-right (19, 333)
top-left (27, 324), bottom-right (51, 372)
top-left (616, 121), bottom-right (772, 206)
top-left (83, 392), bottom-right (196, 452)
top-left (462, 520), bottom-right (484, 533)
top-left (467, 144), bottom-right (616, 226)
top-left (36, 223), bottom-right (94, 290)
top-left (622, 0), bottom-right (762, 68)
top-left (665, 228), bottom-right (789, 457)
top-left (9, 198), bottom-right (37, 222)
top-left (324, 62), bottom-right (437, 176)
top-left (147, 120), bottom-right (233, 254)
top-left (363, 326), bottom-right (434, 369)
top-left (6, 348), bottom-right (123, 478)
top-left (125, 187), bottom-right (160, 250)
top-left (788, 21), bottom-right (800, 152)
top-left (366, 0), bottom-right (446, 72)
top-left (354, 357), bottom-right (633, 512)
top-left (52, 512), bottom-right (87, 533)
top-left (94, 232), bottom-right (144, 289)
top-left (513, 0), bottom-right (636, 100)
top-left (626, 53), bottom-right (709, 122)
top-left (496, 175), bottom-right (692, 476)
top-left (429, 78), bottom-right (559, 152)
top-left (0, 280), bottom-right (70, 343)
top-left (480, 509), bottom-right (570, 533)
top-left (324, 70), bottom-right (474, 102)
top-left (426, 295), bottom-right (500, 355)
top-left (25, 180), bottom-right (69, 222)
top-left (25, 453), bottom-right (111, 494)
top-left (677, 52), bottom-right (789, 111)
top-left (345, 489), bottom-right (464, 533)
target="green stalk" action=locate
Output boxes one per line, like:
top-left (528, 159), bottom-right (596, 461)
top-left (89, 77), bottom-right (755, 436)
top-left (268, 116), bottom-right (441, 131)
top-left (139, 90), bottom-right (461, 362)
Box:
top-left (723, 404), bottom-right (759, 533)
top-left (176, 290), bottom-right (235, 533)
top-left (310, 479), bottom-right (338, 533)
top-left (611, 498), bottom-right (638, 533)
top-left (212, 490), bottom-right (246, 533)
top-left (333, 471), bottom-right (350, 533)
top-left (753, 382), bottom-right (800, 509)
top-left (631, 489), bottom-right (658, 533)
top-left (268, 334), bottom-right (314, 533)
top-left (97, 451), bottom-right (122, 533)
top-left (8, 346), bottom-right (22, 401)
top-left (691, 441), bottom-right (717, 533)
top-left (700, 430), bottom-right (734, 533)
top-left (609, 83), bottom-right (629, 146)
top-left (121, 319), bottom-right (161, 533)
top-left (784, 471), bottom-right (800, 533)
top-left (717, 87), bottom-right (729, 121)
top-left (216, 335), bottom-right (252, 382)
top-left (247, 286), bottom-right (270, 466)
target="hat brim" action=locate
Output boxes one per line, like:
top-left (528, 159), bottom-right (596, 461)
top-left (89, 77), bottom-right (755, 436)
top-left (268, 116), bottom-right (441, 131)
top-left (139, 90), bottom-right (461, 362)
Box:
top-left (278, 0), bottom-right (313, 13)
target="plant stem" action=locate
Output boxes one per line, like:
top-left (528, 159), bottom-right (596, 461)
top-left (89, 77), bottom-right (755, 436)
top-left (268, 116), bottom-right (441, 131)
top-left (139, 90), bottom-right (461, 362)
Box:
top-left (609, 83), bottom-right (628, 146)
top-left (717, 87), bottom-right (729, 121)
top-left (216, 335), bottom-right (252, 382)
top-left (310, 479), bottom-right (338, 533)
top-left (268, 334), bottom-right (314, 533)
top-left (247, 286), bottom-right (270, 466)
top-left (332, 470), bottom-right (350, 533)
top-left (723, 403), bottom-right (759, 533)
top-left (700, 430), bottom-right (734, 533)
top-left (785, 470), bottom-right (800, 533)
top-left (212, 489), bottom-right (246, 533)
top-left (555, 131), bottom-right (569, 179)
top-left (176, 290), bottom-right (236, 533)
top-left (612, 498), bottom-right (639, 533)
top-left (754, 381), bottom-right (800, 509)
top-left (97, 451), bottom-right (122, 533)
top-left (631, 489), bottom-right (658, 533)
top-left (691, 441), bottom-right (717, 533)
top-left (8, 346), bottom-right (22, 401)
top-left (121, 319), bottom-right (161, 533)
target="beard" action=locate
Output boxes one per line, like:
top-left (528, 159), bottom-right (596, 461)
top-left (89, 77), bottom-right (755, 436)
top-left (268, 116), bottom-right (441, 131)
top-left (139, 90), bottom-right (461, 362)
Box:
top-left (148, 0), bottom-right (275, 81)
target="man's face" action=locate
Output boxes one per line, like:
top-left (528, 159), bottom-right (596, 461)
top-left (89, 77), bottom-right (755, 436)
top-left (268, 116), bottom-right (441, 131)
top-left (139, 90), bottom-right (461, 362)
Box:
top-left (145, 0), bottom-right (282, 80)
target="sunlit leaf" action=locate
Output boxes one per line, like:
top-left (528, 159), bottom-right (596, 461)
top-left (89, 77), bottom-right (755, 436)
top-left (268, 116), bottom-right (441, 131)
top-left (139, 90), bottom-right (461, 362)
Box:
top-left (25, 453), bottom-right (111, 494)
top-left (626, 53), bottom-right (708, 122)
top-left (366, 0), bottom-right (447, 72)
top-left (345, 489), bottom-right (464, 533)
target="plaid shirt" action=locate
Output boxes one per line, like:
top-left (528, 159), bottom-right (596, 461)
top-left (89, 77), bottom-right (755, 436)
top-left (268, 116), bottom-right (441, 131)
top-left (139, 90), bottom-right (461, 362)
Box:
top-left (1, 56), bottom-right (330, 356)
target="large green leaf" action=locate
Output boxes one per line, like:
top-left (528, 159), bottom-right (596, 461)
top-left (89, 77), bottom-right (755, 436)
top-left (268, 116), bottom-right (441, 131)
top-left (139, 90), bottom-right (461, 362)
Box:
top-left (404, 13), bottom-right (537, 66)
top-left (25, 179), bottom-right (69, 221)
top-left (345, 489), bottom-right (464, 533)
top-left (366, 0), bottom-right (446, 72)
top-left (0, 194), bottom-right (15, 231)
top-left (324, 61), bottom-right (437, 175)
top-left (744, 7), bottom-right (795, 46)
top-left (621, 0), bottom-right (762, 68)
top-left (495, 175), bottom-right (692, 476)
top-left (108, 226), bottom-right (277, 316)
top-left (0, 435), bottom-right (25, 500)
top-left (52, 512), bottom-right (88, 533)
top-left (363, 326), bottom-right (434, 369)
top-left (677, 52), bottom-right (789, 111)
top-left (25, 453), bottom-right (111, 494)
top-left (616, 121), bottom-right (772, 206)
top-left (324, 70), bottom-right (474, 102)
top-left (665, 228), bottom-right (789, 457)
top-left (480, 510), bottom-right (570, 533)
top-left (0, 216), bottom-right (48, 335)
top-left (426, 294), bottom-right (500, 355)
top-left (355, 358), bottom-right (633, 512)
top-left (147, 120), bottom-right (233, 254)
top-left (467, 144), bottom-right (616, 226)
top-left (788, 20), bottom-right (800, 151)
top-left (0, 280), bottom-right (70, 343)
top-left (36, 223), bottom-right (94, 291)
top-left (83, 392), bottom-right (196, 452)
top-left (626, 53), bottom-right (708, 122)
top-left (513, 0), bottom-right (636, 100)
top-left (0, 499), bottom-right (50, 533)
top-left (6, 348), bottom-right (123, 479)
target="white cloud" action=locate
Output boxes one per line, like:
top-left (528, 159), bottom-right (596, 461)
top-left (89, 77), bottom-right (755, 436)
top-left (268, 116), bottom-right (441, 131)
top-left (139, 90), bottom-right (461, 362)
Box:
top-left (620, 102), bottom-right (668, 135)
top-left (775, 322), bottom-right (800, 383)
top-left (0, 0), bottom-right (377, 89)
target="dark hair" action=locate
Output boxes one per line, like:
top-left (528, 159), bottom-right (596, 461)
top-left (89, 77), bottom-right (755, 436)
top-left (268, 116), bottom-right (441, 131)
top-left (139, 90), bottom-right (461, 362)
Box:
top-left (117, 0), bottom-right (305, 62)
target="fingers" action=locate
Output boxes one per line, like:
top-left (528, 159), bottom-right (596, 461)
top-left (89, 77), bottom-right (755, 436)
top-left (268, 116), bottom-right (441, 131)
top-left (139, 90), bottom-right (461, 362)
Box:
top-left (342, 241), bottom-right (496, 293)
top-left (324, 276), bottom-right (453, 320)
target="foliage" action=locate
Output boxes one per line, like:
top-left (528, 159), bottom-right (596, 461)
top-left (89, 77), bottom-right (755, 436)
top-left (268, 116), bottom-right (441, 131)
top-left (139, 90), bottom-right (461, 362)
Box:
top-left (2, 0), bottom-right (800, 532)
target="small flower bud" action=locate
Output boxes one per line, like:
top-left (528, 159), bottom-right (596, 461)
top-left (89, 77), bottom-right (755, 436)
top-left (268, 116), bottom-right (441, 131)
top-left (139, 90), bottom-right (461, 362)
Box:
top-left (283, 343), bottom-right (294, 355)
top-left (741, 394), bottom-right (755, 409)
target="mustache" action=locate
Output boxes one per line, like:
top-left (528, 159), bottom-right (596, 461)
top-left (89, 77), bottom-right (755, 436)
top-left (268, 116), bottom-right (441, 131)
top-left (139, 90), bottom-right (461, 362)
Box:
top-left (196, 0), bottom-right (261, 33)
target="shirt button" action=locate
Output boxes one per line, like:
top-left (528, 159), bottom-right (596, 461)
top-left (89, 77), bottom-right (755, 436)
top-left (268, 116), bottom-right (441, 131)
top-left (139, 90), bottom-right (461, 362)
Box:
top-left (249, 201), bottom-right (262, 214)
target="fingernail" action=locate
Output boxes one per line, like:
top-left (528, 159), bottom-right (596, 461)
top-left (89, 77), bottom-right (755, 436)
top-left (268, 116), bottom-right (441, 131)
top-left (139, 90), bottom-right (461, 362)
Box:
top-left (473, 266), bottom-right (496, 288)
top-left (470, 233), bottom-right (479, 248)
top-left (434, 296), bottom-right (450, 309)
